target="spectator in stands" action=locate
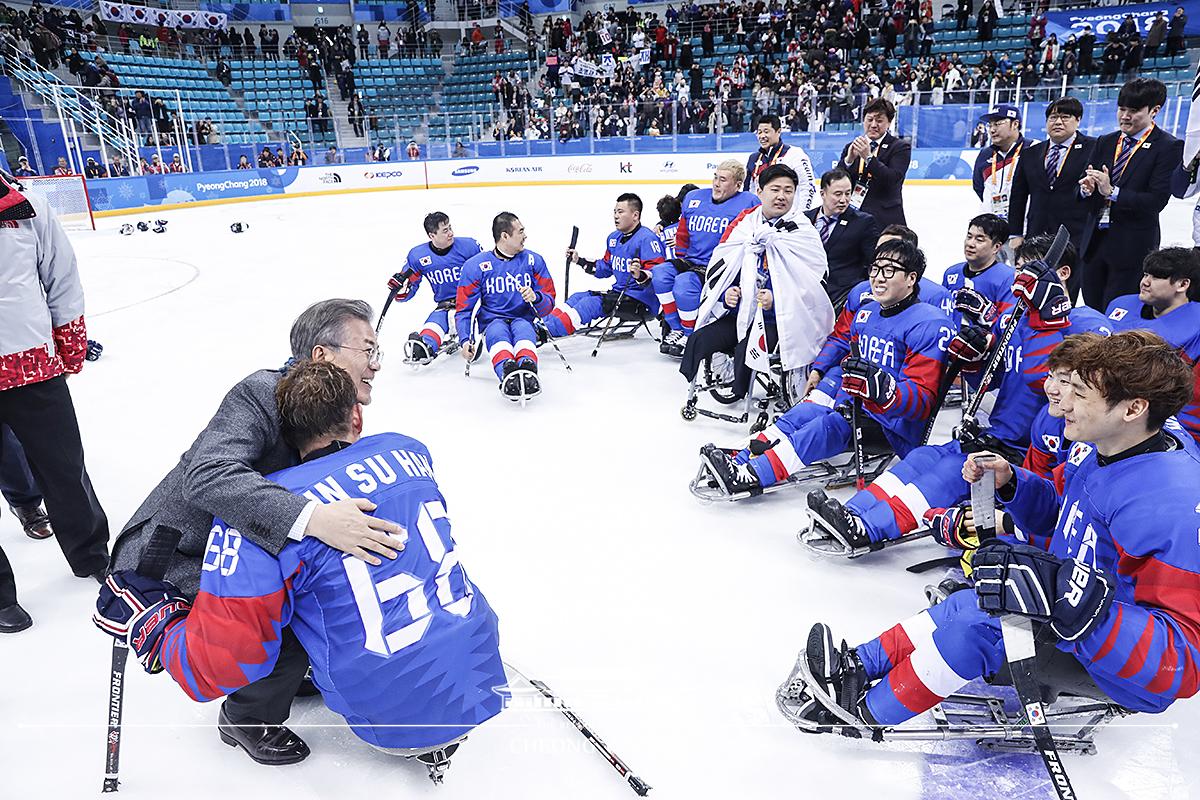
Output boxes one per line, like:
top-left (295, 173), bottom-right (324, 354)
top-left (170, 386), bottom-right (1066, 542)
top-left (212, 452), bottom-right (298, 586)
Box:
top-left (1078, 24), bottom-right (1096, 74)
top-left (976, 0), bottom-right (996, 42)
top-left (168, 153), bottom-right (185, 174)
top-left (1166, 7), bottom-right (1187, 57)
top-left (257, 147), bottom-right (274, 168)
top-left (108, 154), bottom-right (129, 178)
top-left (131, 90), bottom-right (152, 137)
top-left (1101, 35), bottom-right (1124, 84)
top-left (52, 157), bottom-right (70, 177)
top-left (83, 158), bottom-right (104, 179)
top-left (215, 58), bottom-right (231, 87)
top-left (453, 141), bottom-right (468, 158)
top-left (274, 147), bottom-right (286, 167)
top-left (145, 154), bottom-right (164, 175)
top-left (324, 145), bottom-right (343, 165)
top-left (955, 0), bottom-right (971, 32)
top-left (356, 25), bottom-right (369, 59)
top-left (406, 141), bottom-right (420, 159)
top-left (13, 156), bottom-right (35, 178)
top-left (371, 142), bottom-right (391, 162)
top-left (289, 145), bottom-right (309, 167)
top-left (1146, 11), bottom-right (1168, 58)
top-left (377, 22), bottom-right (390, 58)
top-left (236, 155), bottom-right (252, 170)
top-left (347, 94), bottom-right (365, 138)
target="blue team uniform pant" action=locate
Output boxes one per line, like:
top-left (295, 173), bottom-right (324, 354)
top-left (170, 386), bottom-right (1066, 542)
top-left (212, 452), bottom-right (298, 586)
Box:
top-left (483, 318), bottom-right (536, 379)
top-left (855, 590), bottom-right (1006, 725)
top-left (545, 291), bottom-right (607, 338)
top-left (413, 307), bottom-right (452, 356)
top-left (845, 440), bottom-right (970, 544)
top-left (733, 403), bottom-right (853, 488)
top-left (653, 265), bottom-right (703, 334)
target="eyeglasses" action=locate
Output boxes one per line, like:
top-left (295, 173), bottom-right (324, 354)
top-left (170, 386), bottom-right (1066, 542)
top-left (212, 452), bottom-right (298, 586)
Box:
top-left (331, 343), bottom-right (382, 365)
top-left (1046, 114), bottom-right (1075, 123)
top-left (868, 263), bottom-right (906, 280)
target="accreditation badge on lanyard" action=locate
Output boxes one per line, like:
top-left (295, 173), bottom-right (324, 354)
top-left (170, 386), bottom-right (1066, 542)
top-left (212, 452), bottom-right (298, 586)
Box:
top-left (850, 178), bottom-right (869, 209)
top-left (1099, 126), bottom-right (1154, 229)
top-left (987, 143), bottom-right (1021, 219)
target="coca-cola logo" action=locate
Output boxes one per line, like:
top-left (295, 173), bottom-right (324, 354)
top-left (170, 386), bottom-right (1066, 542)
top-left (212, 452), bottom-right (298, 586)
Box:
top-left (567, 163), bottom-right (593, 174)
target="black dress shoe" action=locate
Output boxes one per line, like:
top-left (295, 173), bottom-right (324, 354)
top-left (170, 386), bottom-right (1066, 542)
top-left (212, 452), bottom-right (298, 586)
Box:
top-left (218, 705), bottom-right (310, 765)
top-left (10, 505), bottom-right (53, 540)
top-left (0, 604), bottom-right (33, 633)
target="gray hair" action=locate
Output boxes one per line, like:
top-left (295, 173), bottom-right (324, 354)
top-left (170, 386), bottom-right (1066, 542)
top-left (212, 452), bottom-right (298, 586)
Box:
top-left (289, 299), bottom-right (374, 360)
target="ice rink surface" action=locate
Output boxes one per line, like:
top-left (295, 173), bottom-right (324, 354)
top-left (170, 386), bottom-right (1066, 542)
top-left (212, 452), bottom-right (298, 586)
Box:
top-left (0, 183), bottom-right (1196, 800)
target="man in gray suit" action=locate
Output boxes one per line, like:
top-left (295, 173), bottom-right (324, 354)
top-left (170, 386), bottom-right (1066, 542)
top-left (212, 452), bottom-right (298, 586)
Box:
top-left (109, 298), bottom-right (403, 765)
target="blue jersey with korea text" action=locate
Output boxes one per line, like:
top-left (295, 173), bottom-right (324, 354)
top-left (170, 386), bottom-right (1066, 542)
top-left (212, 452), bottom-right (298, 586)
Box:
top-left (1005, 425), bottom-right (1200, 713)
top-left (1105, 296), bottom-right (1200, 443)
top-left (156, 433), bottom-right (505, 749)
top-left (594, 224), bottom-right (666, 310)
top-left (455, 248), bottom-right (556, 341)
top-left (402, 237), bottom-right (483, 304)
top-left (675, 188), bottom-right (760, 267)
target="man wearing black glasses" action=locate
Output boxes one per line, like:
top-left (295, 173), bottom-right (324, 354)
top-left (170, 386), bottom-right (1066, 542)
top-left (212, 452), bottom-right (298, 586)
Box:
top-left (108, 299), bottom-right (405, 766)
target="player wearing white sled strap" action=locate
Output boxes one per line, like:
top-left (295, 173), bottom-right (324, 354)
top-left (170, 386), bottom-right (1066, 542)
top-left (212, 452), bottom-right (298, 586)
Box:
top-left (784, 331), bottom-right (1200, 733)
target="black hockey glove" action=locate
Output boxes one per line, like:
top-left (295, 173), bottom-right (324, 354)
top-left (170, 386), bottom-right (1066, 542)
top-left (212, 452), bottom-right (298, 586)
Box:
top-left (841, 356), bottom-right (897, 410)
top-left (953, 287), bottom-right (997, 327)
top-left (577, 257), bottom-right (597, 275)
top-left (973, 541), bottom-right (1115, 641)
top-left (388, 268), bottom-right (417, 301)
top-left (94, 571), bottom-right (192, 674)
top-left (946, 324), bottom-right (994, 369)
top-left (1012, 260), bottom-right (1070, 330)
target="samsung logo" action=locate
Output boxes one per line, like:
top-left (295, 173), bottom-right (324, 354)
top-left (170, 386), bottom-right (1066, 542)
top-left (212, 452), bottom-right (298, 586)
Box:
top-left (452, 166), bottom-right (480, 176)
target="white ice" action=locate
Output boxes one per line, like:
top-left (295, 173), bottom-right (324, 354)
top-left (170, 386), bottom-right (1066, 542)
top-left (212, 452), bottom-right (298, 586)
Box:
top-left (0, 183), bottom-right (1195, 800)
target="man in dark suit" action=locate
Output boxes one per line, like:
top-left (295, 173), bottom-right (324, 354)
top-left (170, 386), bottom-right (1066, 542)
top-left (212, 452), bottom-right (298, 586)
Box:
top-left (1006, 96), bottom-right (1096, 302)
top-left (1077, 78), bottom-right (1183, 310)
top-left (806, 168), bottom-right (881, 305)
top-left (109, 299), bottom-right (403, 765)
top-left (839, 98), bottom-right (911, 228)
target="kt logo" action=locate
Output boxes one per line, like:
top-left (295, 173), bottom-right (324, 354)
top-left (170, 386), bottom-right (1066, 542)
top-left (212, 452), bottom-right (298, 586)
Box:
top-left (619, 162), bottom-right (632, 173)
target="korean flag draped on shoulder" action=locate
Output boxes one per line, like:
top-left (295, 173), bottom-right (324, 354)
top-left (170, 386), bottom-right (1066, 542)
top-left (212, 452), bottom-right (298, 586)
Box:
top-left (696, 202), bottom-right (833, 373)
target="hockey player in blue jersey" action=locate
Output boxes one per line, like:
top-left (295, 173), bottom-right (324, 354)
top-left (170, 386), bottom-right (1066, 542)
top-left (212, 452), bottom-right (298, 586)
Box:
top-left (803, 224), bottom-right (952, 405)
top-left (792, 331), bottom-right (1200, 731)
top-left (1104, 247), bottom-right (1200, 442)
top-left (394, 212), bottom-right (483, 365)
top-left (655, 160), bottom-right (761, 357)
top-left (941, 213), bottom-right (1016, 330)
top-left (94, 360), bottom-right (505, 780)
top-left (544, 192), bottom-right (665, 337)
top-left (455, 212), bottom-right (556, 402)
top-left (805, 234), bottom-right (1114, 554)
top-left (698, 238), bottom-right (949, 498)
top-left (654, 190), bottom-right (686, 260)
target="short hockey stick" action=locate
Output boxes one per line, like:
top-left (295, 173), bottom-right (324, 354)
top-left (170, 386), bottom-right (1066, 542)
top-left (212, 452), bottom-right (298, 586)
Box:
top-left (376, 272), bottom-right (409, 336)
top-left (590, 283), bottom-right (632, 358)
top-left (102, 525), bottom-right (183, 793)
top-left (564, 225), bottom-right (579, 299)
top-left (969, 458), bottom-right (1077, 800)
top-left (848, 339), bottom-right (866, 490)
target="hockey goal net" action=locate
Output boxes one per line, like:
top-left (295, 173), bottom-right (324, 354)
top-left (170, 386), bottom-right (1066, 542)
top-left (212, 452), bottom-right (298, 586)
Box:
top-left (20, 174), bottom-right (95, 231)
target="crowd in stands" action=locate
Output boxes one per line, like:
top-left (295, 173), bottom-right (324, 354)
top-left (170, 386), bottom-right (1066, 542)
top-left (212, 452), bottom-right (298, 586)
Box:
top-left (487, 0), bottom-right (1190, 141)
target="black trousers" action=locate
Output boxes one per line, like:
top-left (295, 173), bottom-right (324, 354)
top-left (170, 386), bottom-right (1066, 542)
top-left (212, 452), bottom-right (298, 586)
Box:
top-left (0, 424), bottom-right (42, 508)
top-left (680, 313), bottom-right (778, 400)
top-left (0, 376), bottom-right (108, 577)
top-left (223, 626), bottom-right (310, 725)
top-left (1081, 231), bottom-right (1147, 311)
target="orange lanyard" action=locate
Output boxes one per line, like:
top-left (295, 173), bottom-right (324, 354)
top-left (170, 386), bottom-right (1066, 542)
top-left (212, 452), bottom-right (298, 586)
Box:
top-left (1046, 137), bottom-right (1072, 180)
top-left (756, 144), bottom-right (784, 177)
top-left (989, 141), bottom-right (1022, 190)
top-left (1111, 124), bottom-right (1154, 184)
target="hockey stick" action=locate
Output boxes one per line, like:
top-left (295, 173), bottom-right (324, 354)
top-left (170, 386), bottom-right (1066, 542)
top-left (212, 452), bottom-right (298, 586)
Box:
top-left (848, 339), bottom-right (866, 491)
top-left (102, 525), bottom-right (183, 793)
top-left (528, 300), bottom-right (573, 372)
top-left (464, 315), bottom-right (476, 378)
top-left (959, 225), bottom-right (1070, 438)
top-left (590, 282), bottom-right (632, 358)
top-left (919, 362), bottom-right (962, 447)
top-left (565, 225), bottom-right (579, 299)
top-left (376, 272), bottom-right (410, 336)
top-left (969, 458), bottom-right (1077, 800)
top-left (503, 662), bottom-right (650, 797)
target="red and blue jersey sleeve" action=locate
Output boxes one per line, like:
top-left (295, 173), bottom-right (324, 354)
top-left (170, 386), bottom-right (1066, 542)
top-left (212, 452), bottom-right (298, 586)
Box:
top-left (531, 253), bottom-right (556, 316)
top-left (158, 523), bottom-right (299, 703)
top-left (454, 258), bottom-right (482, 341)
top-left (674, 213), bottom-right (691, 261)
top-left (812, 309), bottom-right (855, 376)
top-left (401, 244), bottom-right (426, 302)
top-left (870, 316), bottom-right (944, 421)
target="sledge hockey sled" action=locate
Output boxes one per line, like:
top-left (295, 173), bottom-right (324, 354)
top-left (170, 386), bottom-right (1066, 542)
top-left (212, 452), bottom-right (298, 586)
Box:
top-left (689, 444), bottom-right (895, 503)
top-left (775, 637), bottom-right (1130, 756)
top-left (382, 736), bottom-right (466, 784)
top-left (796, 498), bottom-right (932, 558)
top-left (578, 305), bottom-right (660, 345)
top-left (402, 332), bottom-right (461, 367)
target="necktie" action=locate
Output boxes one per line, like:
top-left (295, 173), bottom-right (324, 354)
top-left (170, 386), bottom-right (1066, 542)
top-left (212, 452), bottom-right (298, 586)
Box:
top-left (819, 215), bottom-right (835, 243)
top-left (1044, 143), bottom-right (1064, 187)
top-left (870, 139), bottom-right (879, 157)
top-left (1111, 134), bottom-right (1137, 184)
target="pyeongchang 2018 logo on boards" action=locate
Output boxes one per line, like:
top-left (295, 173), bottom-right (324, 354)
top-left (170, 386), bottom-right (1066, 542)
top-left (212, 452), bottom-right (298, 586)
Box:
top-left (452, 165), bottom-right (480, 177)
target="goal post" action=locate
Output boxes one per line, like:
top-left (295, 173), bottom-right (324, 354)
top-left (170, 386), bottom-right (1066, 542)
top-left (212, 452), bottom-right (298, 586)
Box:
top-left (20, 174), bottom-right (96, 231)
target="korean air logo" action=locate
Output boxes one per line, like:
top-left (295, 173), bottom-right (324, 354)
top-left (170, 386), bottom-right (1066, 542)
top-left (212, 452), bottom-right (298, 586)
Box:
top-left (688, 199), bottom-right (701, 208)
top-left (419, 255), bottom-right (432, 266)
top-left (1068, 442), bottom-right (1093, 466)
top-left (1042, 434), bottom-right (1061, 453)
top-left (1109, 308), bottom-right (1127, 321)
top-left (480, 261), bottom-right (492, 272)
top-left (855, 309), bottom-right (871, 324)
top-left (452, 165), bottom-right (480, 177)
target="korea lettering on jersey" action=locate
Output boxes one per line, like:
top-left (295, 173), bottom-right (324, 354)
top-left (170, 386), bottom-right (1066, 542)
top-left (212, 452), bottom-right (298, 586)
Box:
top-left (484, 267), bottom-right (532, 296)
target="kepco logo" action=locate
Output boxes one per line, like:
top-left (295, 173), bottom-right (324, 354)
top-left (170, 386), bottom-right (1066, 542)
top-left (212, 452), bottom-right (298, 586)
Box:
top-left (452, 165), bottom-right (480, 177)
top-left (365, 170), bottom-right (404, 179)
